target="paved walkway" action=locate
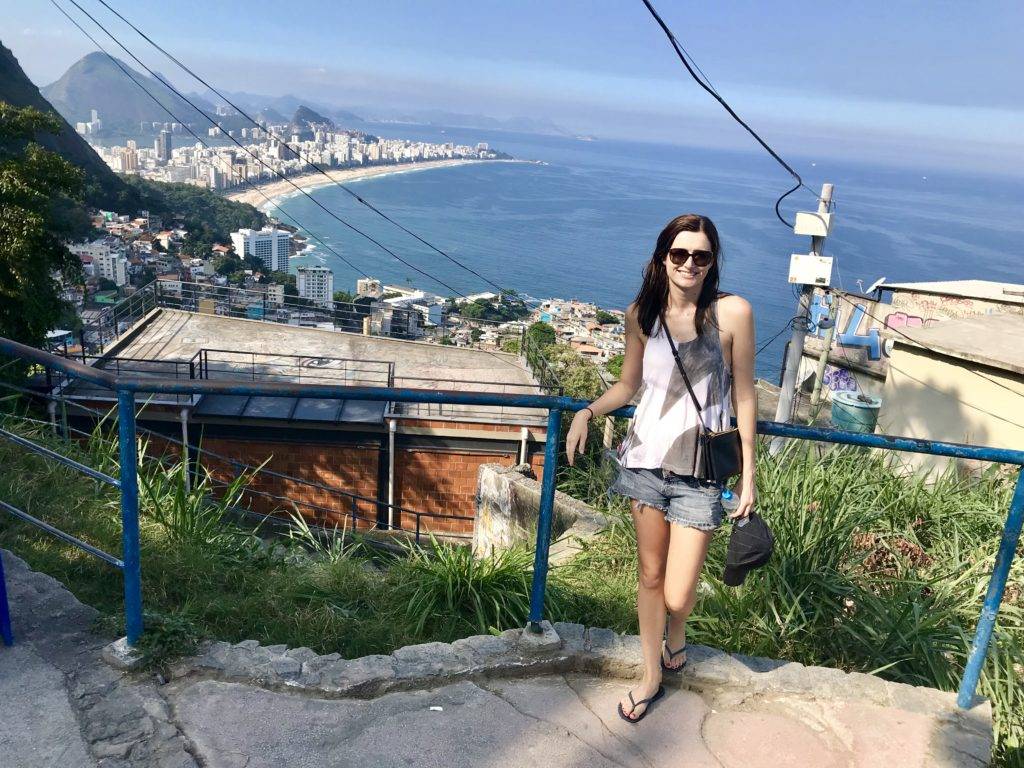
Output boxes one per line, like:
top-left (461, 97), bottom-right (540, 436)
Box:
top-left (0, 549), bottom-right (994, 767)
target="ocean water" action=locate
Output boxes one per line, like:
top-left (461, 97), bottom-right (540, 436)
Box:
top-left (270, 124), bottom-right (1024, 379)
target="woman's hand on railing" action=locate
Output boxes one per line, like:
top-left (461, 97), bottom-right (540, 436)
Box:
top-left (565, 408), bottom-right (592, 466)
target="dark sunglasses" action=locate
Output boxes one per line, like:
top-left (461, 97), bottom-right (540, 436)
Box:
top-left (667, 247), bottom-right (714, 268)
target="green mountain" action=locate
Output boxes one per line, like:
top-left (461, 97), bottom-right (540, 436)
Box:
top-left (0, 43), bottom-right (139, 213)
top-left (289, 105), bottom-right (334, 139)
top-left (256, 106), bottom-right (286, 125)
top-left (2, 42), bottom-right (264, 240)
top-left (41, 52), bottom-right (215, 132)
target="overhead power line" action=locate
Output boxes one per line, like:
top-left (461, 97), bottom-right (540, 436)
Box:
top-left (638, 0), bottom-right (830, 226)
top-left (91, 0), bottom-right (508, 296)
top-left (60, 0), bottom-right (474, 299)
top-left (50, 0), bottom-right (371, 280)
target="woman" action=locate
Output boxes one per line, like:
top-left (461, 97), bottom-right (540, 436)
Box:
top-left (565, 213), bottom-right (757, 723)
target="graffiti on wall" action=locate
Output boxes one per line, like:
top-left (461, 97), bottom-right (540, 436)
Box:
top-left (822, 364), bottom-right (859, 393)
top-left (809, 293), bottom-right (886, 361)
top-left (883, 311), bottom-right (940, 330)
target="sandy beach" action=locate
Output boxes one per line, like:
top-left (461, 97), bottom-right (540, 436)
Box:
top-left (225, 158), bottom-right (501, 209)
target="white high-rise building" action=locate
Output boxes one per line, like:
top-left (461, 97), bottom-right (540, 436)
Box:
top-left (297, 265), bottom-right (334, 307)
top-left (230, 227), bottom-right (292, 273)
top-left (93, 249), bottom-right (128, 286)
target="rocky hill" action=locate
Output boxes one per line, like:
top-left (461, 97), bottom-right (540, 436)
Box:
top-left (41, 52), bottom-right (214, 131)
top-left (0, 43), bottom-right (139, 212)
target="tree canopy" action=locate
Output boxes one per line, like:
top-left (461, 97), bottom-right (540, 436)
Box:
top-left (526, 320), bottom-right (556, 348)
top-left (0, 103), bottom-right (82, 347)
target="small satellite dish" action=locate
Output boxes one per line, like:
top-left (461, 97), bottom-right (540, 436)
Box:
top-left (864, 277), bottom-right (887, 295)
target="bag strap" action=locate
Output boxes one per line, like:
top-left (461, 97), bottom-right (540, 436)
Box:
top-left (659, 312), bottom-right (707, 431)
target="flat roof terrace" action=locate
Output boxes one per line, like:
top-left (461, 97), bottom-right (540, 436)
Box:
top-left (90, 309), bottom-right (549, 426)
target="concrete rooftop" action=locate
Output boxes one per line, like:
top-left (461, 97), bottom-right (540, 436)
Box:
top-left (894, 313), bottom-right (1024, 376)
top-left (883, 279), bottom-right (1024, 306)
top-left (101, 309), bottom-right (546, 424)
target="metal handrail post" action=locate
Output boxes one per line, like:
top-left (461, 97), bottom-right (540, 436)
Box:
top-left (117, 389), bottom-right (144, 645)
top-left (527, 406), bottom-right (563, 630)
top-left (957, 467), bottom-right (1024, 707)
top-left (0, 550), bottom-right (13, 645)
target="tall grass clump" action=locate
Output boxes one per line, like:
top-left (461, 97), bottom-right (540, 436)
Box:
top-left (388, 539), bottom-right (540, 639)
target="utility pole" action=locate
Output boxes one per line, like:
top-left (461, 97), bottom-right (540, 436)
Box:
top-left (770, 183), bottom-right (833, 454)
top-left (809, 294), bottom-right (836, 415)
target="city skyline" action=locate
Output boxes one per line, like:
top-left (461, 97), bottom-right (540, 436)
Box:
top-left (5, 0), bottom-right (1023, 175)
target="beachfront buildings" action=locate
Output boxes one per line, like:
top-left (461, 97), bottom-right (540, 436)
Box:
top-left (92, 126), bottom-right (506, 190)
top-left (230, 227), bottom-right (292, 273)
top-left (297, 264), bottom-right (335, 307)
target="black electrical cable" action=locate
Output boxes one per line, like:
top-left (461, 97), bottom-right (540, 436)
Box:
top-left (755, 314), bottom-right (807, 358)
top-left (60, 0), bottom-right (472, 299)
top-left (639, 0), bottom-right (825, 227)
top-left (53, 0), bottom-right (535, 379)
top-left (91, 0), bottom-right (508, 296)
top-left (50, 0), bottom-right (370, 281)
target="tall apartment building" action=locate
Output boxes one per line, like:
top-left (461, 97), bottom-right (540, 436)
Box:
top-left (230, 227), bottom-right (292, 273)
top-left (94, 248), bottom-right (128, 286)
top-left (297, 265), bottom-right (335, 307)
top-left (155, 129), bottom-right (172, 163)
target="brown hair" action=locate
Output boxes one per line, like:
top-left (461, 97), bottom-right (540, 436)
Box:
top-left (633, 213), bottom-right (723, 338)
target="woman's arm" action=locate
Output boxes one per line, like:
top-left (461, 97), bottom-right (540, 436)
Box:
top-left (565, 303), bottom-right (645, 465)
top-left (721, 295), bottom-right (757, 518)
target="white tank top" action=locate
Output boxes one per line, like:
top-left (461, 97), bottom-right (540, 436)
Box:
top-left (617, 305), bottom-right (732, 477)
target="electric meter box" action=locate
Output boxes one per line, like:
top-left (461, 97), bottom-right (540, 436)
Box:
top-left (788, 253), bottom-right (833, 286)
top-left (793, 211), bottom-right (833, 237)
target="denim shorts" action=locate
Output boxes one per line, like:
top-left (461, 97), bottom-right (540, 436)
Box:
top-left (607, 462), bottom-right (724, 531)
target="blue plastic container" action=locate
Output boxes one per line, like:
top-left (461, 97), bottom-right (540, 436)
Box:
top-left (830, 391), bottom-right (882, 433)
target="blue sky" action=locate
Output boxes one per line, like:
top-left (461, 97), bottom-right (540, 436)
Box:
top-left (7, 0), bottom-right (1023, 173)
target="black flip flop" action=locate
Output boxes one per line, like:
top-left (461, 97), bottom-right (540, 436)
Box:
top-left (617, 684), bottom-right (666, 724)
top-left (660, 642), bottom-right (687, 673)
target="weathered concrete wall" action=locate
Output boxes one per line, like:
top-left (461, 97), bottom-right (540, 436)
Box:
top-left (473, 463), bottom-right (608, 563)
top-left (879, 344), bottom-right (1024, 475)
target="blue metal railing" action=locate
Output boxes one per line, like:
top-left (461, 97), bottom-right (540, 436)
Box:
top-left (0, 334), bottom-right (1021, 709)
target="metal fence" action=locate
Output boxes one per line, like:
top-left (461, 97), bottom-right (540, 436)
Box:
top-left (0, 334), bottom-right (1021, 709)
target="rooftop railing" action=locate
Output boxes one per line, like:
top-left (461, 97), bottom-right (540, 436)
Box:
top-left (77, 280), bottom-right (529, 356)
top-left (0, 333), bottom-right (1021, 710)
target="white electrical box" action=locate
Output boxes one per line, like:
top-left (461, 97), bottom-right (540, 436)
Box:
top-left (793, 211), bottom-right (833, 237)
top-left (788, 253), bottom-right (833, 286)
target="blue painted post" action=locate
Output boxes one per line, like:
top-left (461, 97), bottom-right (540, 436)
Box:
top-left (528, 407), bottom-right (563, 630)
top-left (957, 468), bottom-right (1024, 708)
top-left (117, 389), bottom-right (144, 646)
top-left (0, 550), bottom-right (13, 646)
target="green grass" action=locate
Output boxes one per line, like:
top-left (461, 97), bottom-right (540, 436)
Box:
top-left (0, 412), bottom-right (1021, 764)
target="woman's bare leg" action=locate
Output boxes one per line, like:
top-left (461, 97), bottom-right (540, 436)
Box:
top-left (619, 500), bottom-right (670, 720)
top-left (662, 525), bottom-right (714, 669)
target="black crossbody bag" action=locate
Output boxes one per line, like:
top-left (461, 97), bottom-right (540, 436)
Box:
top-left (661, 314), bottom-right (743, 482)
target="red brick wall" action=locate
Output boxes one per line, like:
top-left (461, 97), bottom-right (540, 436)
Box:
top-left (185, 434), bottom-right (548, 540)
top-left (392, 449), bottom-right (517, 535)
top-left (199, 438), bottom-right (381, 531)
